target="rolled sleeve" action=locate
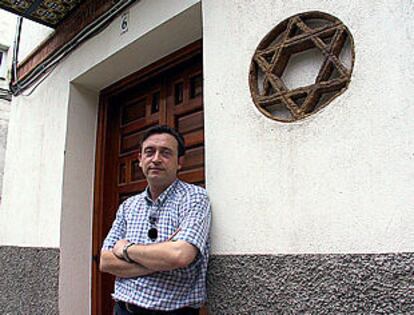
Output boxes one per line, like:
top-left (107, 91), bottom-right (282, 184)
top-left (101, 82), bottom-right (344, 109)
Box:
top-left (101, 202), bottom-right (127, 251)
top-left (173, 191), bottom-right (211, 253)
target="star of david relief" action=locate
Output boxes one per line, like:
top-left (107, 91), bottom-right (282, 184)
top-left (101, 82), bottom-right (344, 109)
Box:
top-left (249, 11), bottom-right (355, 122)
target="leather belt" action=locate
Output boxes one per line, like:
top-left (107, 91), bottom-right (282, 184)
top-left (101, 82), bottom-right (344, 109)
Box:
top-left (116, 301), bottom-right (199, 315)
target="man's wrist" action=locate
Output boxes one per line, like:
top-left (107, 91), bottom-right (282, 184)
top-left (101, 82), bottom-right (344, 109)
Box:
top-left (123, 242), bottom-right (135, 263)
top-left (113, 250), bottom-right (124, 260)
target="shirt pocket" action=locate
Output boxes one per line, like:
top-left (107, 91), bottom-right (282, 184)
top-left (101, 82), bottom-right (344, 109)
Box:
top-left (157, 207), bottom-right (180, 242)
top-left (125, 209), bottom-right (148, 243)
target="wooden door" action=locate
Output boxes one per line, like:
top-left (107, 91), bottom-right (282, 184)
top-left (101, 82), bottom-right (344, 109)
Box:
top-left (92, 42), bottom-right (205, 315)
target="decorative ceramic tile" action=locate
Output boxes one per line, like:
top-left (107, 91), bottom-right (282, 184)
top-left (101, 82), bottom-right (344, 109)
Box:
top-left (0, 0), bottom-right (83, 27)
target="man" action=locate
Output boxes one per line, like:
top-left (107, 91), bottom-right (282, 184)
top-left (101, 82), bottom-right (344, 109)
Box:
top-left (100, 125), bottom-right (211, 315)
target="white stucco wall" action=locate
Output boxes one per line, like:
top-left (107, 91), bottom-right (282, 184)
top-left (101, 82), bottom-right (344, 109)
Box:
top-left (0, 10), bottom-right (52, 200)
top-left (0, 10), bottom-right (16, 78)
top-left (18, 19), bottom-right (54, 62)
top-left (0, 10), bottom-right (15, 198)
top-left (59, 84), bottom-right (98, 315)
top-left (0, 65), bottom-right (68, 246)
top-left (2, 0), bottom-right (412, 254)
top-left (203, 0), bottom-right (414, 254)
top-left (1, 0), bottom-right (413, 311)
top-left (1, 1), bottom-right (201, 313)
top-left (0, 100), bottom-right (10, 195)
top-left (0, 0), bottom-right (201, 249)
top-left (0, 9), bottom-right (53, 70)
top-left (0, 11), bottom-right (16, 44)
top-left (0, 0), bottom-right (414, 260)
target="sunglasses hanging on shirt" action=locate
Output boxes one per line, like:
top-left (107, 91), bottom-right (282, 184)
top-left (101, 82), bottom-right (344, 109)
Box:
top-left (148, 213), bottom-right (158, 241)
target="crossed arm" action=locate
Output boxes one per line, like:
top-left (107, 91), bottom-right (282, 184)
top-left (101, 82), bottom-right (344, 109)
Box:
top-left (99, 239), bottom-right (198, 278)
top-left (100, 189), bottom-right (210, 279)
top-left (99, 250), bottom-right (153, 278)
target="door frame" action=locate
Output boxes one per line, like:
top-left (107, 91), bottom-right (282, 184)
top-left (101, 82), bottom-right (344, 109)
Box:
top-left (91, 40), bottom-right (202, 315)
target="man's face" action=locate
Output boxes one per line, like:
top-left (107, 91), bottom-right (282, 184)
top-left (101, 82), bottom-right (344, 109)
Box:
top-left (139, 133), bottom-right (183, 187)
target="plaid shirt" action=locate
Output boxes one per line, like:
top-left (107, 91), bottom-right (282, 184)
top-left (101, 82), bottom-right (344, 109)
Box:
top-left (102, 179), bottom-right (211, 311)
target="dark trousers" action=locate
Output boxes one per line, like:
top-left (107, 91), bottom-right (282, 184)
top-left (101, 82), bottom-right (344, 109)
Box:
top-left (114, 301), bottom-right (200, 315)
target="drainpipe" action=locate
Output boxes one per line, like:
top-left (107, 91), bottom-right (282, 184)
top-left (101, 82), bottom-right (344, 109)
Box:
top-left (10, 16), bottom-right (23, 95)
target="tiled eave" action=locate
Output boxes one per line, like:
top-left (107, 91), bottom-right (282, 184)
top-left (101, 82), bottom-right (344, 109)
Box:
top-left (0, 0), bottom-right (83, 28)
top-left (12, 0), bottom-right (115, 81)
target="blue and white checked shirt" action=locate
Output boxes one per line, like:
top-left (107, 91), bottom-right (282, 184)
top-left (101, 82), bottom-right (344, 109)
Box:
top-left (102, 179), bottom-right (211, 311)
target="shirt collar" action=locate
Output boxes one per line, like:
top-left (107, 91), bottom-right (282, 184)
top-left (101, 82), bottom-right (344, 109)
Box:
top-left (144, 179), bottom-right (180, 206)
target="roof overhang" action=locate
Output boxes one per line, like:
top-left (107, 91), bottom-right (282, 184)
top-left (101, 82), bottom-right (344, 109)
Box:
top-left (0, 0), bottom-right (83, 28)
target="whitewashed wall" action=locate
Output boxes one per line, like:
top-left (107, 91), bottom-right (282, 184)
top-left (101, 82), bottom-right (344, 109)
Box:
top-left (0, 10), bottom-right (53, 69)
top-left (0, 10), bottom-right (16, 74)
top-left (0, 10), bottom-right (53, 216)
top-left (1, 0), bottom-right (413, 312)
top-left (0, 10), bottom-right (16, 198)
top-left (203, 0), bottom-right (414, 255)
top-left (0, 1), bottom-right (201, 314)
top-left (19, 18), bottom-right (54, 61)
top-left (1, 0), bottom-right (201, 247)
top-left (3, 0), bottom-right (412, 255)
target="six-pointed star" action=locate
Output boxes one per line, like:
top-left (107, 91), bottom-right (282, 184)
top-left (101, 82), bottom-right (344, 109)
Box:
top-left (251, 13), bottom-right (353, 122)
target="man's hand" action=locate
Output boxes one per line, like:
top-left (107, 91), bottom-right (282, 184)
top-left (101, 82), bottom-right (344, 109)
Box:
top-left (113, 239), bottom-right (129, 260)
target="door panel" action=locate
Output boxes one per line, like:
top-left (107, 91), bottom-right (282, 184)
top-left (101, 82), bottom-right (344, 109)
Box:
top-left (168, 65), bottom-right (204, 187)
top-left (92, 43), bottom-right (204, 315)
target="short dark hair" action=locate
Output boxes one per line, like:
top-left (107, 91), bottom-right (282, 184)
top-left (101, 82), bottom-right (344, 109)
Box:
top-left (140, 125), bottom-right (186, 157)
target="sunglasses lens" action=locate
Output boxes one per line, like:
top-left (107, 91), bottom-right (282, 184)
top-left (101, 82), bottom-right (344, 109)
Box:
top-left (148, 227), bottom-right (158, 240)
